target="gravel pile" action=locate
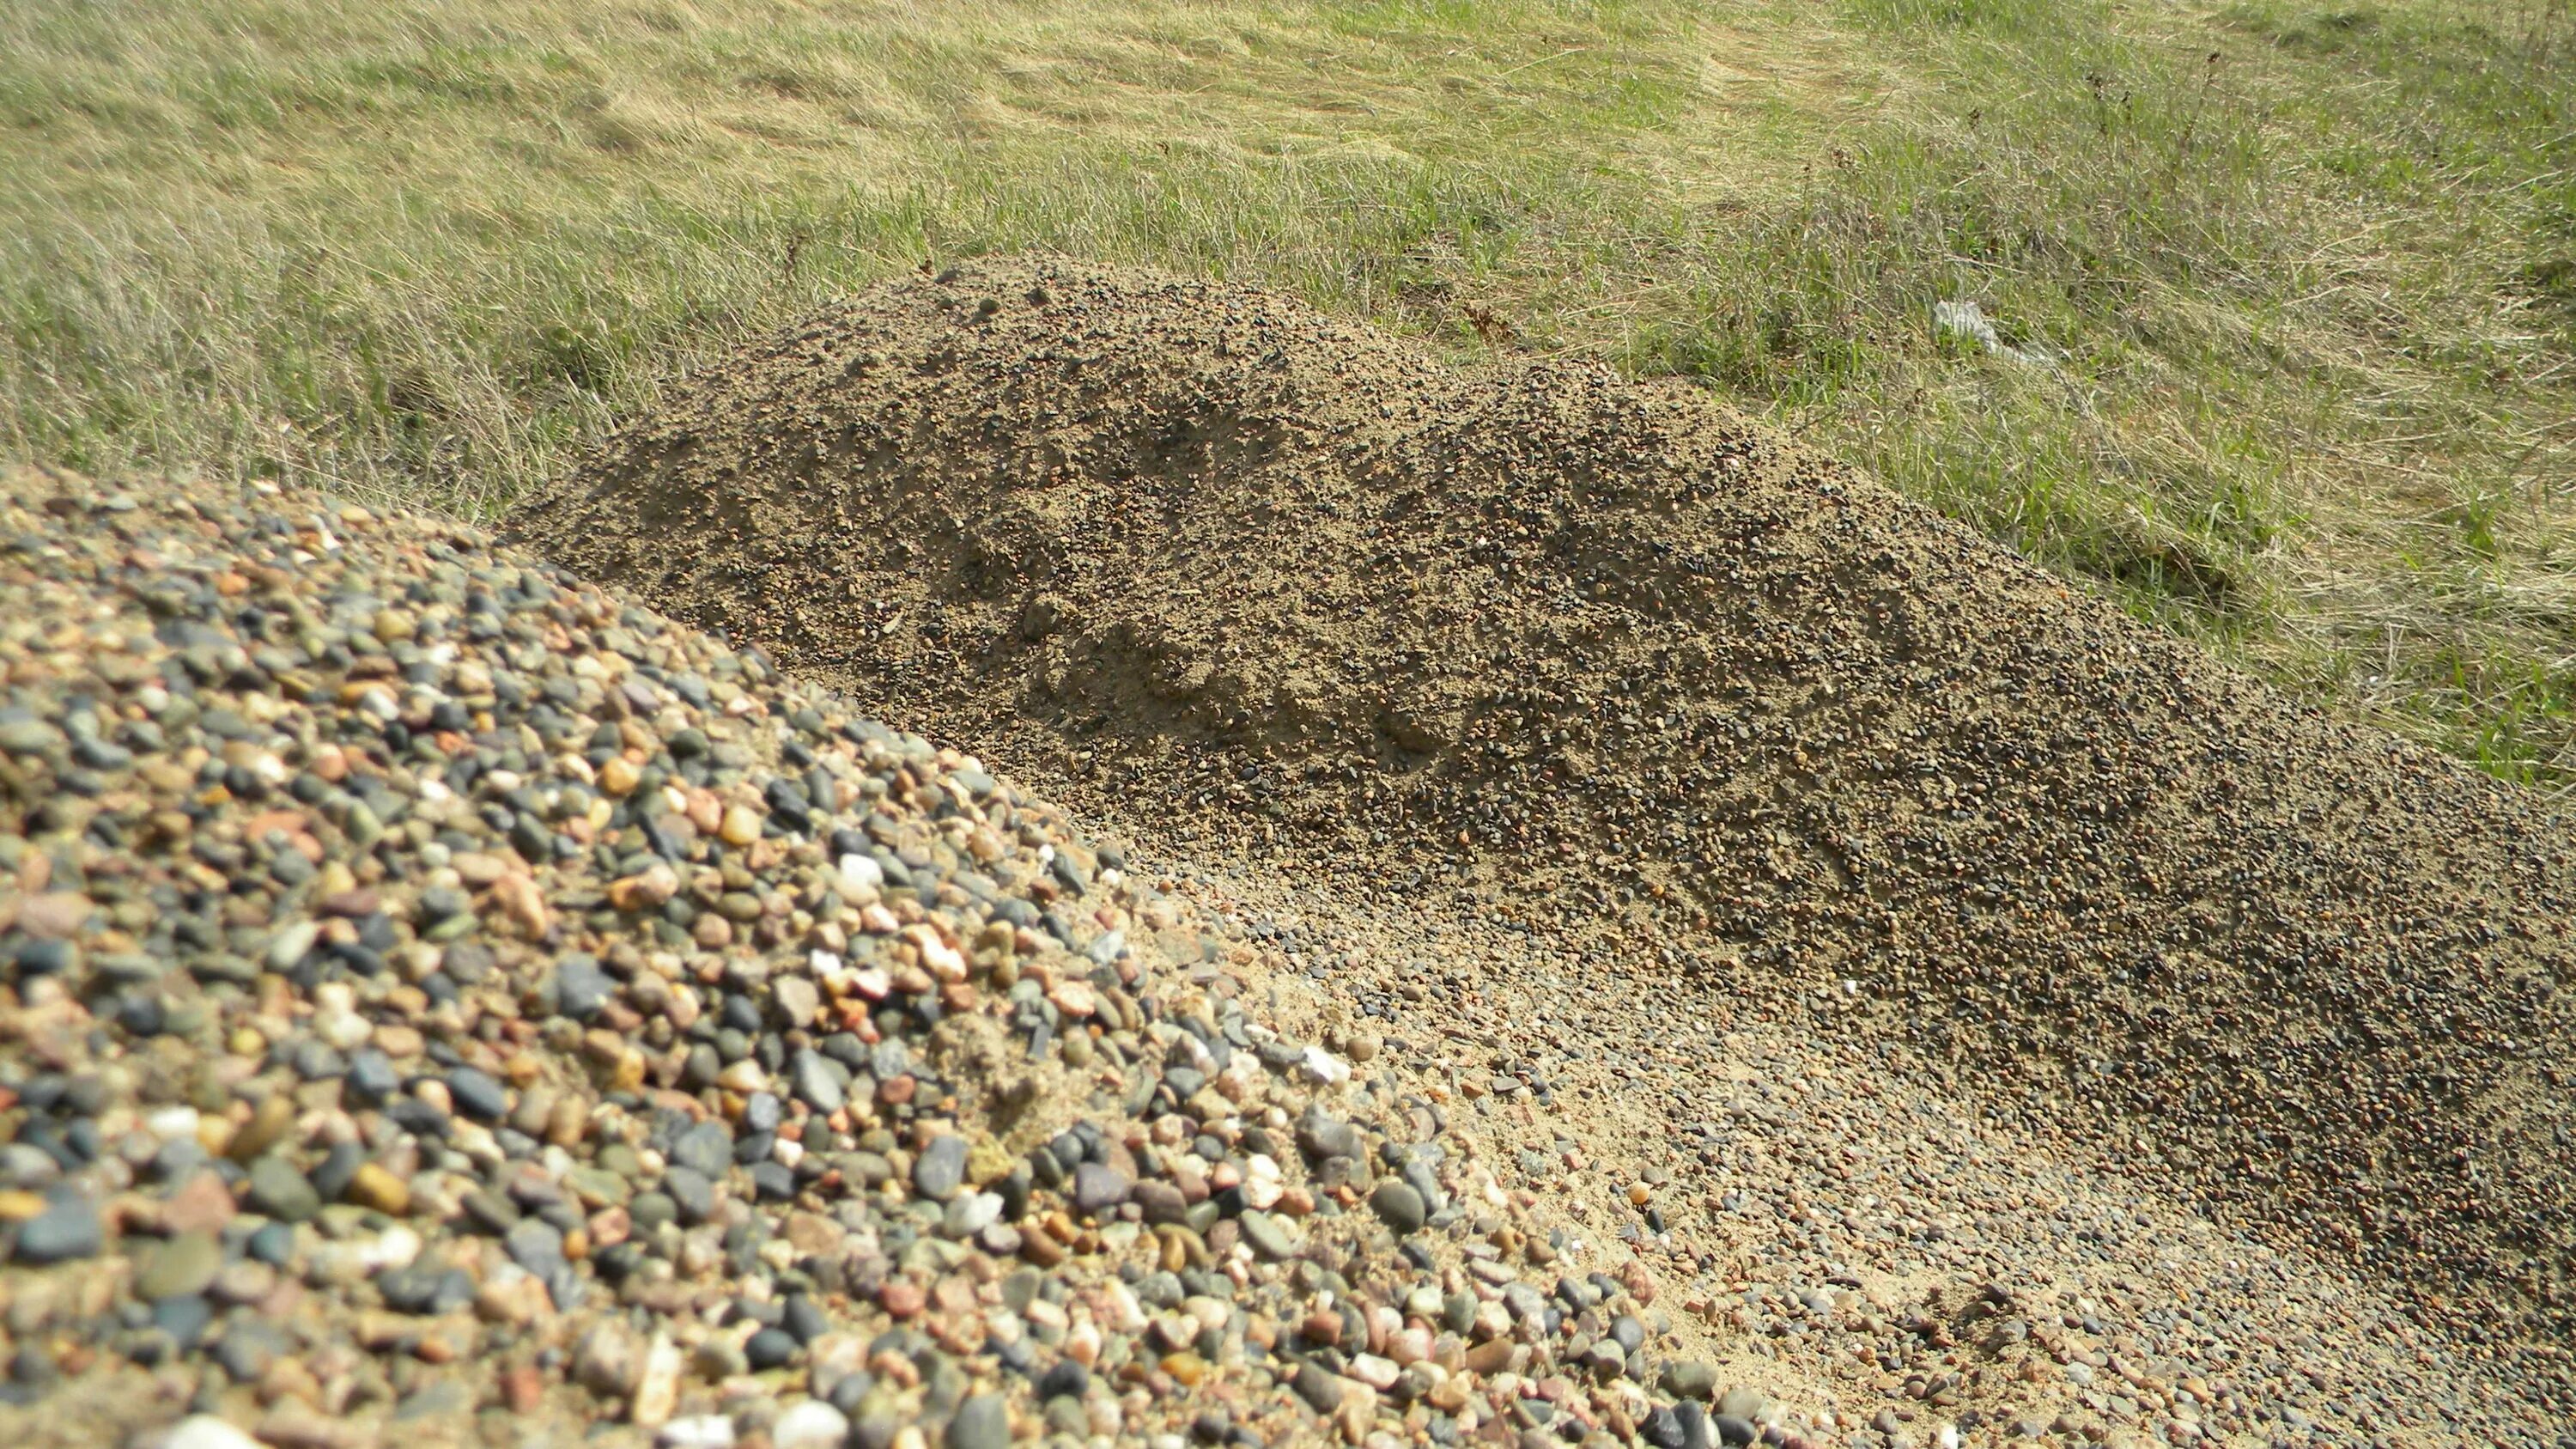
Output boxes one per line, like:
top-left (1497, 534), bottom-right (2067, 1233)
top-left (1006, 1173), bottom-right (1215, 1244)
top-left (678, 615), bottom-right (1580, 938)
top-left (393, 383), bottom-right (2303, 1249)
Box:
top-left (15, 260), bottom-right (2576, 1449)
top-left (0, 466), bottom-right (1771, 1448)
top-left (519, 259), bottom-right (2576, 1362)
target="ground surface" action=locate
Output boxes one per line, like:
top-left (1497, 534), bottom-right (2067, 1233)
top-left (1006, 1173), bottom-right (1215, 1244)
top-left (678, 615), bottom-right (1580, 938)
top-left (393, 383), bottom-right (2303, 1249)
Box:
top-left (7, 3), bottom-right (2576, 1442)
top-left (8, 263), bottom-right (2576, 1448)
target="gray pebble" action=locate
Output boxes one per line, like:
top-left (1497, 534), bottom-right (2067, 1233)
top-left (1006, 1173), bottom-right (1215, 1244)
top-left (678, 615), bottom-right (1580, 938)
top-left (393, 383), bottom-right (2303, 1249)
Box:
top-left (1237, 1209), bottom-right (1296, 1262)
top-left (945, 1392), bottom-right (1009, 1449)
top-left (1660, 1360), bottom-right (1718, 1400)
top-left (446, 1067), bottom-right (507, 1121)
top-left (553, 953), bottom-right (613, 1019)
top-left (670, 1122), bottom-right (733, 1177)
top-left (1071, 1161), bottom-right (1130, 1215)
top-left (9, 1196), bottom-right (101, 1263)
top-left (664, 1167), bottom-right (716, 1223)
top-left (1367, 1180), bottom-right (1426, 1235)
top-left (244, 1159), bottom-right (319, 1222)
top-left (914, 1135), bottom-right (968, 1202)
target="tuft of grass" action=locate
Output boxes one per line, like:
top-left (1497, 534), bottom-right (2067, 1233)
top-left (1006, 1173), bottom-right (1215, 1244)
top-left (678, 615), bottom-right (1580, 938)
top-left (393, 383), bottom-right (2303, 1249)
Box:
top-left (1, 0), bottom-right (2573, 785)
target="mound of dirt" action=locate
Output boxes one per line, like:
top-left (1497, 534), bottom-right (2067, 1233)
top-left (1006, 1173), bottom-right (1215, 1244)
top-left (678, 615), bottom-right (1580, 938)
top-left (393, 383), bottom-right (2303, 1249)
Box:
top-left (519, 259), bottom-right (2576, 1349)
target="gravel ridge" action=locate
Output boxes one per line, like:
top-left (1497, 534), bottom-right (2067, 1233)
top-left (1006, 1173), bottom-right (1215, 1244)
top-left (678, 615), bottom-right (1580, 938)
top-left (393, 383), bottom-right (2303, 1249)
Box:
top-left (522, 260), bottom-right (2576, 1355)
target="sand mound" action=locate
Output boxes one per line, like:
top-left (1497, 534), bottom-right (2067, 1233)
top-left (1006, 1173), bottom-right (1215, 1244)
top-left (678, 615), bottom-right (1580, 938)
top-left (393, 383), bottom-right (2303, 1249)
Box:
top-left (519, 259), bottom-right (2576, 1345)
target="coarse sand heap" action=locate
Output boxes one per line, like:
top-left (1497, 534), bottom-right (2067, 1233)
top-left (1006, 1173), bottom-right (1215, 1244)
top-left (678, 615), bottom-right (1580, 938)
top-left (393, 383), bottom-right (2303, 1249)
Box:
top-left (524, 259), bottom-right (2576, 1376)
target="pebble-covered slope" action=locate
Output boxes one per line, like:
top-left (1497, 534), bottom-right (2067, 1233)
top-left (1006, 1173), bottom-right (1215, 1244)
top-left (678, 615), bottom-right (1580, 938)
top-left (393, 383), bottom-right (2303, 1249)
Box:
top-left (0, 466), bottom-right (1765, 1449)
top-left (4, 472), bottom-right (2569, 1449)
top-left (519, 259), bottom-right (2576, 1355)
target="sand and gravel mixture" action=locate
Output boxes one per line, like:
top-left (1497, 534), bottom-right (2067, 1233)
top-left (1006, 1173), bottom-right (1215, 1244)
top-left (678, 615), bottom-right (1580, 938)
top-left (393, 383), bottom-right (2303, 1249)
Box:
top-left (5, 259), bottom-right (2575, 1449)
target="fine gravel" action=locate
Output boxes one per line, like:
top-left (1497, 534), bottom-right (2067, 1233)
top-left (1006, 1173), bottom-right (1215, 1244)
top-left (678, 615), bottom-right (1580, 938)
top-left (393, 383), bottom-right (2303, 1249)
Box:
top-left (513, 259), bottom-right (2576, 1430)
top-left (0, 466), bottom-right (1735, 1449)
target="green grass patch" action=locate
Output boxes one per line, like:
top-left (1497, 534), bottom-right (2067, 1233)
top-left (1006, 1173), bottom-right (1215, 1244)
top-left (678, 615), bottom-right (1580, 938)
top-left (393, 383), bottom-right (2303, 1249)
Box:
top-left (1, 0), bottom-right (2573, 784)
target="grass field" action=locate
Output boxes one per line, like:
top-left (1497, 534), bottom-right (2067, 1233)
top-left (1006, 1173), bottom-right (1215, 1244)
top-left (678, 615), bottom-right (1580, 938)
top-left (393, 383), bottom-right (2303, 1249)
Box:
top-left (3, 0), bottom-right (2573, 785)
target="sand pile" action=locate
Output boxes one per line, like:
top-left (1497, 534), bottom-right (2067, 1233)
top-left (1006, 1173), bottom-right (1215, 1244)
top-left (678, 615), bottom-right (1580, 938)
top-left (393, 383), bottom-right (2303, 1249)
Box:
top-left (520, 259), bottom-right (2576, 1357)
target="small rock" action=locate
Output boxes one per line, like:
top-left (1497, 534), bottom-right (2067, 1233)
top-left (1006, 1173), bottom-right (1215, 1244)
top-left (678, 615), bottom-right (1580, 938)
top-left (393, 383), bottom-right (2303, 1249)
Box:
top-left (1294, 1111), bottom-right (1362, 1163)
top-left (1293, 1362), bottom-right (1357, 1415)
top-left (945, 1392), bottom-right (1010, 1449)
top-left (11, 1195), bottom-right (102, 1263)
top-left (746, 1327), bottom-right (799, 1371)
top-left (0, 720), bottom-right (64, 758)
top-left (1366, 1180), bottom-right (1426, 1236)
top-left (345, 1162), bottom-right (410, 1215)
top-left (136, 1230), bottom-right (223, 1300)
top-left (13, 892), bottom-right (92, 940)
top-left (245, 1157), bottom-right (320, 1222)
top-left (394, 1379), bottom-right (474, 1422)
top-left (1660, 1361), bottom-right (1718, 1400)
top-left (632, 1334), bottom-right (683, 1428)
top-left (669, 1122), bottom-right (733, 1177)
top-left (446, 1067), bottom-right (508, 1120)
top-left (790, 1050), bottom-right (846, 1114)
top-left (773, 1400), bottom-right (850, 1449)
top-left (658, 1415), bottom-right (737, 1449)
top-left (914, 1135), bottom-right (969, 1202)
top-left (143, 1416), bottom-right (264, 1449)
top-left (575, 1322), bottom-right (643, 1397)
top-left (1238, 1210), bottom-right (1297, 1262)
top-left (1072, 1162), bottom-right (1130, 1215)
top-left (555, 953), bottom-right (615, 1020)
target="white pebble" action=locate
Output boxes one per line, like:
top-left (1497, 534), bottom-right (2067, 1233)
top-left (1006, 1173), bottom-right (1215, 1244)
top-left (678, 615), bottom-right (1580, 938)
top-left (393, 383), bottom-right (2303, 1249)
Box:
top-left (771, 1402), bottom-right (848, 1449)
top-left (144, 1105), bottom-right (200, 1143)
top-left (945, 1191), bottom-right (1002, 1237)
top-left (656, 1414), bottom-right (737, 1449)
top-left (837, 853), bottom-right (884, 891)
top-left (145, 1416), bottom-right (263, 1449)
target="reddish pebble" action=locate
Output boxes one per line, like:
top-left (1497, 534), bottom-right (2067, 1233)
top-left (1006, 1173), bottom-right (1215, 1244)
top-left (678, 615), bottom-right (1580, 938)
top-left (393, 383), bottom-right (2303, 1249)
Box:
top-left (501, 1364), bottom-right (544, 1413)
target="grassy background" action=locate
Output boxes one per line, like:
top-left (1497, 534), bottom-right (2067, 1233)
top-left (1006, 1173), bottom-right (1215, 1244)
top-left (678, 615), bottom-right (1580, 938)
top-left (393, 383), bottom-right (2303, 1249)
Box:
top-left (4, 0), bottom-right (2574, 785)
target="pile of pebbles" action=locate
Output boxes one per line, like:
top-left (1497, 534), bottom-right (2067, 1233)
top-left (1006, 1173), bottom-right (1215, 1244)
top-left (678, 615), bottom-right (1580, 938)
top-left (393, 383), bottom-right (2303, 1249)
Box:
top-left (0, 468), bottom-right (1794, 1449)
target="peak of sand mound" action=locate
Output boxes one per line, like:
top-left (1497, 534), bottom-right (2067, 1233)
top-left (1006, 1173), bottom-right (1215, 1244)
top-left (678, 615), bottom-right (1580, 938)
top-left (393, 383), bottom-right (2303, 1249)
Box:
top-left (520, 259), bottom-right (2576, 1378)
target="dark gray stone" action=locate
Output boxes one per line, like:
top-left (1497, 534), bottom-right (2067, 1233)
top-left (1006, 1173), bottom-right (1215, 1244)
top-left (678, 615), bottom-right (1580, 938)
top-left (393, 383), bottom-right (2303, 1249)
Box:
top-left (446, 1067), bottom-right (507, 1120)
top-left (1367, 1181), bottom-right (1427, 1236)
top-left (553, 953), bottom-right (613, 1020)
